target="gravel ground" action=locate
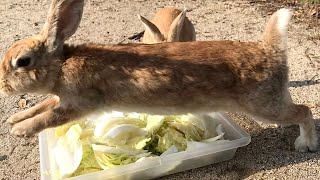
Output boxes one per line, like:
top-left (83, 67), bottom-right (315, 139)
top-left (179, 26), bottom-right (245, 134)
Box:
top-left (0, 0), bottom-right (319, 180)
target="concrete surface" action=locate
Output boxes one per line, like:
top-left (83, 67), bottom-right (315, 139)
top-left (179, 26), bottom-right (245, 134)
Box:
top-left (0, 0), bottom-right (319, 180)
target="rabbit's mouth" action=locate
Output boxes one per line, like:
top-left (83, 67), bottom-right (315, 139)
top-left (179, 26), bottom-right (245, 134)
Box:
top-left (0, 80), bottom-right (20, 96)
top-left (0, 85), bottom-right (14, 96)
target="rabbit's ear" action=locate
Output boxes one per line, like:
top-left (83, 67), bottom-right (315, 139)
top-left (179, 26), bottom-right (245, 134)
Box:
top-left (40, 0), bottom-right (84, 51)
top-left (167, 9), bottom-right (186, 42)
top-left (138, 15), bottom-right (164, 42)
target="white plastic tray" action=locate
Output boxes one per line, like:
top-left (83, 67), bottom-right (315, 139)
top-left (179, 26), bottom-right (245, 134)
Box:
top-left (39, 112), bottom-right (251, 180)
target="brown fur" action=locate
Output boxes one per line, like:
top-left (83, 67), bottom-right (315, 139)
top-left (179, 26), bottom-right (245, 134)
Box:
top-left (0, 0), bottom-right (317, 152)
top-left (140, 7), bottom-right (196, 43)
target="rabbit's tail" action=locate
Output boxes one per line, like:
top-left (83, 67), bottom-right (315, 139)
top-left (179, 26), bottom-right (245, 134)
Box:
top-left (261, 8), bottom-right (292, 51)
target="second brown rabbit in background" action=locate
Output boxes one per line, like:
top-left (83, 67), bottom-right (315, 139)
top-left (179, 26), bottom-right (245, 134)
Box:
top-left (138, 7), bottom-right (196, 44)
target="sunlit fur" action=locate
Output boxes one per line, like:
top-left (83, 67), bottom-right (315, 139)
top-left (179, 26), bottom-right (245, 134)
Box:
top-left (0, 36), bottom-right (60, 96)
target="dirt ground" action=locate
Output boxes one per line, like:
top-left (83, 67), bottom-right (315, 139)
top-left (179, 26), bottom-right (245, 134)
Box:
top-left (0, 0), bottom-right (319, 179)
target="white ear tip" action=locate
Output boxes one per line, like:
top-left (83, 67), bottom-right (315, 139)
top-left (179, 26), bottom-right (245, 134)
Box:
top-left (137, 15), bottom-right (142, 20)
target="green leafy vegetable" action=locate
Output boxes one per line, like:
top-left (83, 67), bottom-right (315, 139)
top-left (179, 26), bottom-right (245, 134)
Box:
top-left (54, 124), bottom-right (83, 178)
top-left (92, 144), bottom-right (151, 169)
top-left (53, 111), bottom-right (227, 179)
top-left (145, 114), bottom-right (205, 155)
top-left (71, 144), bottom-right (102, 177)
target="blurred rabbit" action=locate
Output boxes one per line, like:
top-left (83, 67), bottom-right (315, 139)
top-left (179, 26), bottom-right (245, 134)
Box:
top-left (0, 0), bottom-right (317, 152)
top-left (138, 7), bottom-right (196, 44)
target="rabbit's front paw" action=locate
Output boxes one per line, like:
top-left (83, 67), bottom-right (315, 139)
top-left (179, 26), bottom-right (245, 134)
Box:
top-left (7, 97), bottom-right (59, 125)
top-left (10, 118), bottom-right (42, 137)
top-left (7, 112), bottom-right (29, 124)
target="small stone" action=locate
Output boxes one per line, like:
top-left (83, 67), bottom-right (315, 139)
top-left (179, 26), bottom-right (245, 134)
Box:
top-left (18, 99), bottom-right (27, 109)
top-left (0, 155), bottom-right (8, 161)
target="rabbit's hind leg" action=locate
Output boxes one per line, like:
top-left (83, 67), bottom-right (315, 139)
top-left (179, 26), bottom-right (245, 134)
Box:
top-left (249, 102), bottom-right (318, 152)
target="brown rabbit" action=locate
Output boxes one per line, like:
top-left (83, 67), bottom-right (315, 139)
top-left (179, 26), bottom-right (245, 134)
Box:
top-left (0, 0), bottom-right (317, 152)
top-left (138, 7), bottom-right (196, 44)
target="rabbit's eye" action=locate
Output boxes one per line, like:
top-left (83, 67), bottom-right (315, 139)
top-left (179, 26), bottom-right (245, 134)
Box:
top-left (16, 57), bottom-right (31, 67)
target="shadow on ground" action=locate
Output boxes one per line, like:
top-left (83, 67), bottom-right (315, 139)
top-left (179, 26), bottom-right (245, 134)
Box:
top-left (289, 79), bottom-right (320, 87)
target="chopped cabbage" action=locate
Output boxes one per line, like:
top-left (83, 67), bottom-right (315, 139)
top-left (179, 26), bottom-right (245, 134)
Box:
top-left (54, 120), bottom-right (86, 138)
top-left (53, 124), bottom-right (83, 178)
top-left (92, 144), bottom-right (151, 169)
top-left (53, 111), bottom-right (228, 179)
top-left (93, 116), bottom-right (149, 149)
top-left (186, 124), bottom-right (230, 151)
top-left (71, 144), bottom-right (102, 177)
top-left (145, 114), bottom-right (205, 154)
